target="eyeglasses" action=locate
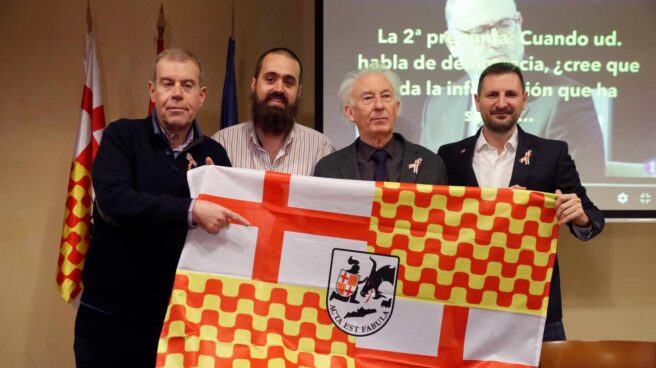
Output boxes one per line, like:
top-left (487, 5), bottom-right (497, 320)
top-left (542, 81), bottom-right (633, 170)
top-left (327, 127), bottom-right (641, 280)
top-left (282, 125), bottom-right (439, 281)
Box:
top-left (456, 13), bottom-right (520, 36)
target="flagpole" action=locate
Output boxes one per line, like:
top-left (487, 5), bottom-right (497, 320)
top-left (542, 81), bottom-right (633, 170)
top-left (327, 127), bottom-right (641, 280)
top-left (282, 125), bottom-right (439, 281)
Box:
top-left (220, 0), bottom-right (239, 129)
top-left (86, 0), bottom-right (92, 33)
top-left (231, 0), bottom-right (235, 38)
top-left (157, 4), bottom-right (165, 51)
top-left (148, 4), bottom-right (166, 115)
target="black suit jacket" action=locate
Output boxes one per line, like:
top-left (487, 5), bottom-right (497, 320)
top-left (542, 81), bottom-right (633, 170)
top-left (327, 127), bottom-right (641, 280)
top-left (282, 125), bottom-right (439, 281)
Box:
top-left (437, 126), bottom-right (604, 324)
top-left (314, 133), bottom-right (448, 185)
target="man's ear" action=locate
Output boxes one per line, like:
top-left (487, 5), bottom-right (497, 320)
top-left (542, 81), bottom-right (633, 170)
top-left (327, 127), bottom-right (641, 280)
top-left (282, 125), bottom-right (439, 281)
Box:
top-left (198, 86), bottom-right (207, 107)
top-left (343, 104), bottom-right (355, 122)
top-left (517, 12), bottom-right (524, 27)
top-left (445, 30), bottom-right (458, 57)
top-left (148, 80), bottom-right (156, 102)
top-left (297, 84), bottom-right (303, 98)
top-left (474, 93), bottom-right (481, 112)
top-left (250, 77), bottom-right (257, 94)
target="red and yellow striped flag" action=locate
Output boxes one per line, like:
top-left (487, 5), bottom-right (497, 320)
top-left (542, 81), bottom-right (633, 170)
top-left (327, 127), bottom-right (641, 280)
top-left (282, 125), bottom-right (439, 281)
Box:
top-left (157, 166), bottom-right (559, 367)
top-left (56, 33), bottom-right (106, 303)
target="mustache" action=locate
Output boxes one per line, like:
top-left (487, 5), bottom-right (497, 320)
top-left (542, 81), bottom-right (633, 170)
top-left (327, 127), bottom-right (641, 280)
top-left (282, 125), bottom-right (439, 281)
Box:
top-left (266, 91), bottom-right (288, 105)
top-left (491, 107), bottom-right (513, 114)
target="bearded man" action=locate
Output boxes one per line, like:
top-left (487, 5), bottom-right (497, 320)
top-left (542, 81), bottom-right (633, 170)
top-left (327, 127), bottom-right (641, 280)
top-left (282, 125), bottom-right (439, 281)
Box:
top-left (213, 47), bottom-right (333, 175)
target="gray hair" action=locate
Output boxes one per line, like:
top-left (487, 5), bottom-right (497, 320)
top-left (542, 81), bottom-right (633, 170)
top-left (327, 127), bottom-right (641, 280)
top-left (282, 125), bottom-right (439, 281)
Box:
top-left (151, 48), bottom-right (205, 86)
top-left (338, 67), bottom-right (402, 112)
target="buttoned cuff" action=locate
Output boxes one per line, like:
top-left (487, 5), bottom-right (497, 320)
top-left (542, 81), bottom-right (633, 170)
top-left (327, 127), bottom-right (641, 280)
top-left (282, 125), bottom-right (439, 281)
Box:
top-left (572, 224), bottom-right (593, 240)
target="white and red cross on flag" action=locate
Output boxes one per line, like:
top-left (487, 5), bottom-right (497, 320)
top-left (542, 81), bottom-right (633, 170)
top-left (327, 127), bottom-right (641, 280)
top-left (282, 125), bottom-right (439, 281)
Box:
top-left (157, 166), bottom-right (560, 368)
top-left (337, 270), bottom-right (359, 298)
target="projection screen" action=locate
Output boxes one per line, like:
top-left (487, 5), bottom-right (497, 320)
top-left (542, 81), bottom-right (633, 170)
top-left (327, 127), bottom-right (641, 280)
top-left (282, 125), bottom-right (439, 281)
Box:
top-left (319, 0), bottom-right (656, 216)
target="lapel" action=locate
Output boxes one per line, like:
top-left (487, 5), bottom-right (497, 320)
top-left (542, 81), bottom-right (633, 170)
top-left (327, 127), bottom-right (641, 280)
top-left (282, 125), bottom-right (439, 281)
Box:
top-left (461, 132), bottom-right (479, 186)
top-left (398, 134), bottom-right (419, 183)
top-left (509, 126), bottom-right (533, 186)
top-left (339, 140), bottom-right (361, 180)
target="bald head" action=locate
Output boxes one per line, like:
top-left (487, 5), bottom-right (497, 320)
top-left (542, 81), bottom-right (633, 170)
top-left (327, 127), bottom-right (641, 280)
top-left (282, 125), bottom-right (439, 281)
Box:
top-left (446, 0), bottom-right (517, 31)
top-left (444, 0), bottom-right (524, 81)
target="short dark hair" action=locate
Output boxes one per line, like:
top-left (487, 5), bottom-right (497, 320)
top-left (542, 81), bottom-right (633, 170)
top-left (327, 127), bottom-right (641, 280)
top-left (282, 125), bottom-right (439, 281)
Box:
top-left (477, 62), bottom-right (525, 95)
top-left (253, 47), bottom-right (303, 84)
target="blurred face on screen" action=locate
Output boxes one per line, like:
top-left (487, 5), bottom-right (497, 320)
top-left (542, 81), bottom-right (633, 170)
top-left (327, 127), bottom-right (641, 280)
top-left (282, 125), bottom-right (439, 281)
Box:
top-left (344, 73), bottom-right (400, 145)
top-left (475, 72), bottom-right (527, 134)
top-left (446, 0), bottom-right (525, 81)
top-left (250, 53), bottom-right (301, 136)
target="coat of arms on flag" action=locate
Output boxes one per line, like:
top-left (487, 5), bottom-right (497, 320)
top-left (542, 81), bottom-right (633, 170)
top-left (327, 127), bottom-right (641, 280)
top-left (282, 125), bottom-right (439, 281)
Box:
top-left (157, 166), bottom-right (559, 368)
top-left (327, 250), bottom-right (399, 336)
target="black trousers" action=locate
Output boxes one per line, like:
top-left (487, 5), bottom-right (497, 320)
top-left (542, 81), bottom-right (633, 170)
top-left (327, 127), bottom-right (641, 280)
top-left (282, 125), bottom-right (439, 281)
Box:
top-left (74, 304), bottom-right (164, 368)
top-left (543, 320), bottom-right (567, 342)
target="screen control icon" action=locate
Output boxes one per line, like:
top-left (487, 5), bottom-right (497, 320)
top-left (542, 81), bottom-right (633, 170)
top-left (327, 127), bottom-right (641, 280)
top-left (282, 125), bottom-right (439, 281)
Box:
top-left (639, 192), bottom-right (651, 205)
top-left (617, 192), bottom-right (629, 204)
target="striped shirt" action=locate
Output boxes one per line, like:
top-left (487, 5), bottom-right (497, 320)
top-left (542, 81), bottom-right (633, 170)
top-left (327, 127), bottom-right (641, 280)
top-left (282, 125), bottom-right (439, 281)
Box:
top-left (213, 121), bottom-right (335, 176)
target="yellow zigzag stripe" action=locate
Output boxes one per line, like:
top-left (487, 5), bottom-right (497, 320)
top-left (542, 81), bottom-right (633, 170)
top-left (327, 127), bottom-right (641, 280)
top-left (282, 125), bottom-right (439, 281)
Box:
top-left (58, 163), bottom-right (93, 302)
top-left (364, 246), bottom-right (554, 316)
top-left (158, 271), bottom-right (356, 368)
top-left (369, 184), bottom-right (558, 316)
top-left (68, 162), bottom-right (92, 218)
top-left (57, 280), bottom-right (83, 303)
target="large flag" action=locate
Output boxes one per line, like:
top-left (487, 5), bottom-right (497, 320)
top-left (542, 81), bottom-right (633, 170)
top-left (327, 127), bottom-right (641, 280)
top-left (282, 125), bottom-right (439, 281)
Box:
top-left (157, 166), bottom-right (559, 367)
top-left (56, 33), bottom-right (106, 303)
top-left (220, 36), bottom-right (238, 129)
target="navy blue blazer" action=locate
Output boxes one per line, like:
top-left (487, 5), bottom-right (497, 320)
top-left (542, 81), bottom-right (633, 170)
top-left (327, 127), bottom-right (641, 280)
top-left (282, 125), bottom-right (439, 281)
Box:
top-left (437, 126), bottom-right (604, 323)
top-left (83, 116), bottom-right (231, 320)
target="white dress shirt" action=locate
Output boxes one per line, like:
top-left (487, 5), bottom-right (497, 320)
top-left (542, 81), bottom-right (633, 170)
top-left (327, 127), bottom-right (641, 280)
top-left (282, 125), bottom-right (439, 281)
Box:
top-left (472, 128), bottom-right (518, 188)
top-left (472, 127), bottom-right (592, 237)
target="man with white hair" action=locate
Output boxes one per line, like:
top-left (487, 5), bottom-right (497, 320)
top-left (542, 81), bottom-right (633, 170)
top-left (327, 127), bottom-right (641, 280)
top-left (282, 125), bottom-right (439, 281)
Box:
top-left (421, 0), bottom-right (604, 182)
top-left (314, 67), bottom-right (447, 185)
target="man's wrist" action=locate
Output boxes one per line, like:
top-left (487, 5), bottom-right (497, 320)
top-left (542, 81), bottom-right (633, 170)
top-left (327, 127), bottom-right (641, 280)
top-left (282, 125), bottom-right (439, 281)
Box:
top-left (188, 199), bottom-right (198, 228)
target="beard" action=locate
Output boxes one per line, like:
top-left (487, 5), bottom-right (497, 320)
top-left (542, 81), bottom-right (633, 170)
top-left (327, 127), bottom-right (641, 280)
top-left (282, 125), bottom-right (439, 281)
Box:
top-left (251, 91), bottom-right (299, 137)
top-left (483, 107), bottom-right (519, 134)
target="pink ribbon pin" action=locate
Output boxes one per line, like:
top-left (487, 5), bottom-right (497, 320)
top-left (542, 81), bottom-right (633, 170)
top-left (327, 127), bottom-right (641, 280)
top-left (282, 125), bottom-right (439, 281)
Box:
top-left (519, 150), bottom-right (532, 165)
top-left (408, 158), bottom-right (423, 174)
top-left (186, 153), bottom-right (198, 170)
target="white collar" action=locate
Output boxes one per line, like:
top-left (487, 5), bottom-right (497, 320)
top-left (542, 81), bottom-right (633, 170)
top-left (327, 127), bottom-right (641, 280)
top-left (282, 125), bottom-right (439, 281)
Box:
top-left (475, 126), bottom-right (519, 153)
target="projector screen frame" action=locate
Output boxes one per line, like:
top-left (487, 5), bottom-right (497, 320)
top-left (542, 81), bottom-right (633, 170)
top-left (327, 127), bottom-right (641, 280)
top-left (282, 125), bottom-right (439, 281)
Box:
top-left (314, 0), bottom-right (656, 221)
